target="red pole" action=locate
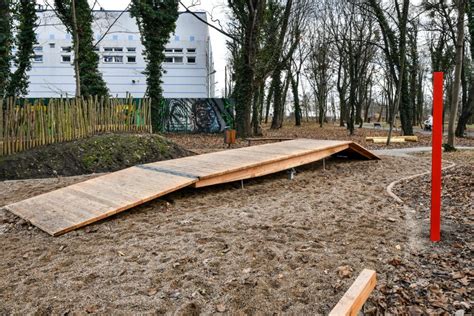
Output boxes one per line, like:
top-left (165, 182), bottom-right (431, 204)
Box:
top-left (431, 72), bottom-right (443, 242)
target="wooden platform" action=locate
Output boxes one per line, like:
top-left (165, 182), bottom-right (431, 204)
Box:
top-left (5, 139), bottom-right (379, 236)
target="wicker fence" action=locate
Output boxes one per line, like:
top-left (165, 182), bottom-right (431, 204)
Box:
top-left (0, 97), bottom-right (152, 156)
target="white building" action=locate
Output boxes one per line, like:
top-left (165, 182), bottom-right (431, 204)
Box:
top-left (22, 9), bottom-right (215, 98)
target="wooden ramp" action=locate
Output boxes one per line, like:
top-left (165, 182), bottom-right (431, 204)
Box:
top-left (5, 139), bottom-right (378, 236)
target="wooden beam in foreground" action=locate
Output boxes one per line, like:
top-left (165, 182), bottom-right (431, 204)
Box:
top-left (329, 269), bottom-right (377, 316)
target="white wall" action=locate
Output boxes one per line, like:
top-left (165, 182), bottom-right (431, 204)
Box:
top-left (19, 10), bottom-right (215, 98)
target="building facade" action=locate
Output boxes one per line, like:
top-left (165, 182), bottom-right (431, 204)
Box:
top-left (20, 9), bottom-right (215, 98)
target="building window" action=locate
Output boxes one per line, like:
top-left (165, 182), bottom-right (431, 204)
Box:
top-left (174, 56), bottom-right (183, 63)
top-left (61, 55), bottom-right (71, 63)
top-left (174, 48), bottom-right (183, 53)
top-left (103, 56), bottom-right (123, 63)
top-left (49, 43), bottom-right (55, 48)
top-left (189, 36), bottom-right (195, 42)
top-left (127, 56), bottom-right (136, 63)
top-left (164, 57), bottom-right (173, 63)
top-left (33, 55), bottom-right (43, 63)
top-left (165, 48), bottom-right (173, 53)
top-left (49, 34), bottom-right (55, 40)
top-left (104, 47), bottom-right (113, 52)
top-left (187, 48), bottom-right (196, 53)
top-left (174, 35), bottom-right (180, 41)
top-left (187, 57), bottom-right (196, 64)
top-left (112, 35), bottom-right (119, 41)
top-left (65, 34), bottom-right (71, 40)
top-left (93, 46), bottom-right (100, 52)
top-left (113, 47), bottom-right (123, 52)
top-left (128, 35), bottom-right (134, 41)
top-left (33, 46), bottom-right (43, 52)
top-left (61, 46), bottom-right (72, 53)
top-left (127, 47), bottom-right (136, 52)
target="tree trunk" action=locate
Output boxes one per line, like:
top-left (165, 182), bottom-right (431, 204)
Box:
top-left (71, 0), bottom-right (81, 97)
top-left (387, 0), bottom-right (411, 143)
top-left (456, 83), bottom-right (474, 136)
top-left (447, 0), bottom-right (465, 149)
top-left (252, 82), bottom-right (261, 135)
top-left (291, 73), bottom-right (302, 126)
top-left (265, 81), bottom-right (274, 124)
top-left (271, 66), bottom-right (283, 129)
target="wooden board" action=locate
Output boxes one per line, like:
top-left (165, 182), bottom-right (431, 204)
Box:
top-left (329, 269), bottom-right (377, 316)
top-left (366, 136), bottom-right (418, 142)
top-left (6, 167), bottom-right (197, 236)
top-left (5, 139), bottom-right (379, 236)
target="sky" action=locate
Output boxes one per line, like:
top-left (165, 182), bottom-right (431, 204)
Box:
top-left (38, 0), bottom-right (231, 96)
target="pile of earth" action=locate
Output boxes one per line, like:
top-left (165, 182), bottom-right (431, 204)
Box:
top-left (0, 133), bottom-right (193, 180)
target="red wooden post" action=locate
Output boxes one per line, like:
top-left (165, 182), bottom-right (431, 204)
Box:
top-left (431, 72), bottom-right (443, 242)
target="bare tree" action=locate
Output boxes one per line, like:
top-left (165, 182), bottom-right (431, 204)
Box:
top-left (447, 0), bottom-right (466, 150)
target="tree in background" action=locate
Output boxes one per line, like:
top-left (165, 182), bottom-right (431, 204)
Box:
top-left (55, 0), bottom-right (108, 97)
top-left (0, 0), bottom-right (12, 98)
top-left (6, 0), bottom-right (37, 97)
top-left (446, 0), bottom-right (466, 150)
top-left (1, 0), bottom-right (38, 98)
top-left (456, 0), bottom-right (474, 137)
top-left (130, 0), bottom-right (179, 132)
top-left (228, 0), bottom-right (267, 137)
top-left (367, 0), bottom-right (413, 139)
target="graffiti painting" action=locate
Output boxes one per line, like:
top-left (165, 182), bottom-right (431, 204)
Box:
top-left (163, 98), bottom-right (234, 133)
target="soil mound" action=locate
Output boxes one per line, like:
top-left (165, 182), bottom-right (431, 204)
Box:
top-left (0, 133), bottom-right (193, 180)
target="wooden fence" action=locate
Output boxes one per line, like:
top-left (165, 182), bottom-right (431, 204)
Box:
top-left (0, 97), bottom-right (152, 156)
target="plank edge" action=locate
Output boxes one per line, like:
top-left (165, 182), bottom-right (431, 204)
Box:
top-left (329, 269), bottom-right (377, 316)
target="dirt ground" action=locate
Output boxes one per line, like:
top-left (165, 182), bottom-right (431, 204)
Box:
top-left (1, 145), bottom-right (472, 314)
top-left (166, 122), bottom-right (474, 154)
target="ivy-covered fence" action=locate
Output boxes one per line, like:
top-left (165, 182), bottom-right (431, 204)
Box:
top-left (0, 97), bottom-right (151, 156)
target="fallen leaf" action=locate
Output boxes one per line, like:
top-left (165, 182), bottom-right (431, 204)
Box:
top-left (458, 276), bottom-right (469, 286)
top-left (337, 265), bottom-right (353, 279)
top-left (147, 288), bottom-right (158, 296)
top-left (85, 305), bottom-right (98, 313)
top-left (216, 304), bottom-right (226, 312)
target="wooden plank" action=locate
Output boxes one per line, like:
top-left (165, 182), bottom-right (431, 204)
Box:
top-left (372, 138), bottom-right (405, 143)
top-left (6, 170), bottom-right (197, 236)
top-left (195, 143), bottom-right (349, 188)
top-left (329, 269), bottom-right (377, 316)
top-left (196, 140), bottom-right (353, 182)
top-left (5, 139), bottom-right (379, 236)
top-left (246, 137), bottom-right (294, 141)
top-left (366, 136), bottom-right (418, 142)
top-left (347, 143), bottom-right (381, 160)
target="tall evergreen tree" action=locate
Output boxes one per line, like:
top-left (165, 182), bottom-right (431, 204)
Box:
top-left (130, 0), bottom-right (179, 132)
top-left (0, 0), bottom-right (12, 98)
top-left (6, 0), bottom-right (37, 97)
top-left (55, 0), bottom-right (108, 97)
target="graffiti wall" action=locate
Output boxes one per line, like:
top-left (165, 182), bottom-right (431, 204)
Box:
top-left (163, 98), bottom-right (234, 133)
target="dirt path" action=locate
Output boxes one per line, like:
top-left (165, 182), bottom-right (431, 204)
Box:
top-left (1, 153), bottom-right (445, 314)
